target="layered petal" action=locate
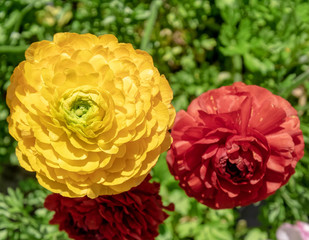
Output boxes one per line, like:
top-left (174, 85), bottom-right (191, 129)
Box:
top-left (44, 176), bottom-right (173, 240)
top-left (167, 82), bottom-right (304, 209)
top-left (7, 33), bottom-right (175, 198)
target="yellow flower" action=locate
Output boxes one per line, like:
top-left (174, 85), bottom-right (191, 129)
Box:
top-left (6, 33), bottom-right (175, 198)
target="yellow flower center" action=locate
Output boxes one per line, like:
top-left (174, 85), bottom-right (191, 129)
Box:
top-left (74, 106), bottom-right (87, 117)
top-left (54, 86), bottom-right (114, 138)
top-left (70, 99), bottom-right (92, 118)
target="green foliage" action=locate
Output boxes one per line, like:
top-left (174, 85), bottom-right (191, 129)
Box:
top-left (1, 0), bottom-right (309, 239)
top-left (244, 228), bottom-right (268, 240)
top-left (259, 152), bottom-right (309, 239)
top-left (0, 179), bottom-right (68, 240)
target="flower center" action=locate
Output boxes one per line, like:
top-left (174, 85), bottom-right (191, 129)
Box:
top-left (226, 160), bottom-right (242, 177)
top-left (71, 100), bottom-right (91, 118)
top-left (225, 155), bottom-right (249, 182)
top-left (218, 134), bottom-right (270, 183)
top-left (54, 86), bottom-right (114, 138)
top-left (218, 155), bottom-right (248, 182)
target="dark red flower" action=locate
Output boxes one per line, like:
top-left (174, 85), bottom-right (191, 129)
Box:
top-left (167, 82), bottom-right (304, 209)
top-left (44, 176), bottom-right (173, 240)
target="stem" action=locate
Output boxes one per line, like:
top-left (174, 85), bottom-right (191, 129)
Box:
top-left (280, 70), bottom-right (309, 98)
top-left (9, 4), bottom-right (34, 46)
top-left (140, 0), bottom-right (162, 51)
top-left (13, 3), bottom-right (33, 33)
top-left (0, 45), bottom-right (28, 53)
top-left (232, 55), bottom-right (242, 82)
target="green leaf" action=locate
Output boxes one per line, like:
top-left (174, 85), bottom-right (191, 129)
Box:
top-left (244, 228), bottom-right (268, 240)
top-left (176, 219), bottom-right (201, 238)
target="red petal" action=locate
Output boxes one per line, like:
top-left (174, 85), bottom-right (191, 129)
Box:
top-left (44, 194), bottom-right (60, 210)
top-left (239, 95), bottom-right (252, 135)
top-left (172, 110), bottom-right (197, 135)
top-left (187, 173), bottom-right (204, 193)
top-left (217, 177), bottom-right (240, 198)
top-left (85, 211), bottom-right (102, 230)
top-left (266, 132), bottom-right (294, 152)
top-left (249, 101), bottom-right (286, 134)
top-left (267, 155), bottom-right (288, 173)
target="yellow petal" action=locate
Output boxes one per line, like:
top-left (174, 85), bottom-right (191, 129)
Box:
top-left (50, 135), bottom-right (88, 160)
top-left (7, 32), bottom-right (175, 198)
top-left (36, 173), bottom-right (81, 197)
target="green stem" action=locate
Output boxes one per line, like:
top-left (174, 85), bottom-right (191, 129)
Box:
top-left (232, 55), bottom-right (242, 82)
top-left (13, 3), bottom-right (33, 33)
top-left (280, 70), bottom-right (309, 98)
top-left (140, 0), bottom-right (162, 51)
top-left (0, 45), bottom-right (28, 53)
top-left (9, 4), bottom-right (33, 46)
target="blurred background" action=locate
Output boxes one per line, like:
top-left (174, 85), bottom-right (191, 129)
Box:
top-left (0, 0), bottom-right (309, 239)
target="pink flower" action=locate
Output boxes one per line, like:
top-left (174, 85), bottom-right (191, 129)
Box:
top-left (277, 222), bottom-right (309, 240)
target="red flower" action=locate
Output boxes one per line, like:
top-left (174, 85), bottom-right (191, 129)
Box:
top-left (44, 176), bottom-right (173, 240)
top-left (167, 82), bottom-right (304, 209)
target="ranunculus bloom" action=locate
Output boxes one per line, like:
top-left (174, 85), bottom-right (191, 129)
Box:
top-left (276, 222), bottom-right (309, 240)
top-left (167, 82), bottom-right (304, 209)
top-left (7, 33), bottom-right (175, 198)
top-left (44, 176), bottom-right (173, 240)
